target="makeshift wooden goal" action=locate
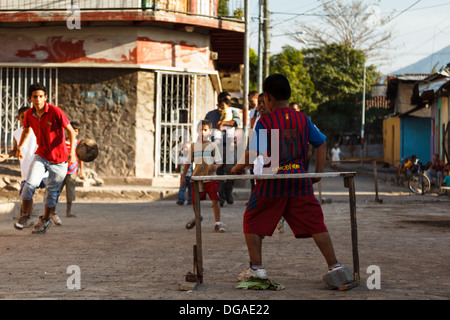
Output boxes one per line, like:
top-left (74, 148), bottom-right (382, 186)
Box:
top-left (180, 172), bottom-right (359, 291)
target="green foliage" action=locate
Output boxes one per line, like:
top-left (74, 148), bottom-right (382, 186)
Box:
top-left (249, 48), bottom-right (258, 92)
top-left (218, 0), bottom-right (229, 16)
top-left (270, 46), bottom-right (317, 115)
top-left (301, 43), bottom-right (382, 141)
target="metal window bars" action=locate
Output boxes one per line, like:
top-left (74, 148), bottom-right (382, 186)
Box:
top-left (0, 67), bottom-right (57, 154)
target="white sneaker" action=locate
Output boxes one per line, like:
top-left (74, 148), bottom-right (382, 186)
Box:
top-left (276, 217), bottom-right (286, 234)
top-left (50, 213), bottom-right (62, 226)
top-left (237, 266), bottom-right (268, 281)
top-left (214, 222), bottom-right (226, 233)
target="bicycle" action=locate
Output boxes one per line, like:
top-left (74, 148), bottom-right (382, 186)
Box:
top-left (408, 159), bottom-right (431, 195)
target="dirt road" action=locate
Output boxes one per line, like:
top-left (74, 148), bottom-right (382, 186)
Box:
top-left (0, 173), bottom-right (449, 302)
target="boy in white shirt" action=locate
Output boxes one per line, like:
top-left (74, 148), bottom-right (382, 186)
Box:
top-left (0, 107), bottom-right (48, 228)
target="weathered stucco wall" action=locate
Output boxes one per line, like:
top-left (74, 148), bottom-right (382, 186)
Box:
top-left (136, 70), bottom-right (156, 178)
top-left (58, 68), bottom-right (139, 178)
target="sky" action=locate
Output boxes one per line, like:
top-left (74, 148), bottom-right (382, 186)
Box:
top-left (248, 0), bottom-right (450, 75)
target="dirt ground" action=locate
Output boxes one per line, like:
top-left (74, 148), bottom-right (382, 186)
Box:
top-left (0, 163), bottom-right (449, 303)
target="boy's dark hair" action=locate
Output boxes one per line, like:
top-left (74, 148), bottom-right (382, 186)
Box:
top-left (70, 121), bottom-right (80, 130)
top-left (198, 119), bottom-right (213, 129)
top-left (28, 83), bottom-right (47, 99)
top-left (263, 74), bottom-right (291, 101)
top-left (248, 90), bottom-right (259, 98)
top-left (217, 91), bottom-right (230, 103)
top-left (18, 106), bottom-right (30, 116)
top-left (218, 97), bottom-right (231, 105)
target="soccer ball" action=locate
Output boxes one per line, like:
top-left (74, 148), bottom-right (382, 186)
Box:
top-left (76, 139), bottom-right (98, 162)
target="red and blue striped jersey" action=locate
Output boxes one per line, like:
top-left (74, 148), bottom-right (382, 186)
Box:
top-left (248, 107), bottom-right (326, 197)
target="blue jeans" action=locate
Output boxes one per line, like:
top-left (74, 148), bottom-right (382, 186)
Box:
top-left (178, 175), bottom-right (192, 203)
top-left (21, 155), bottom-right (68, 208)
top-left (426, 169), bottom-right (443, 186)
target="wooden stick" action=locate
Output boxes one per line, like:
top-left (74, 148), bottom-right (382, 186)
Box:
top-left (345, 176), bottom-right (360, 283)
top-left (373, 160), bottom-right (382, 203)
top-left (193, 181), bottom-right (203, 284)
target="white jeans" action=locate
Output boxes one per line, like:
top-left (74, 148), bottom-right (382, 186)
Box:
top-left (21, 155), bottom-right (68, 208)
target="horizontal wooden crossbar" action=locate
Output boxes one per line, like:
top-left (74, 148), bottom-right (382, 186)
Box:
top-left (190, 171), bottom-right (357, 182)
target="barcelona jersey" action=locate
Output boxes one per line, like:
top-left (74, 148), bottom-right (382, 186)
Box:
top-left (248, 107), bottom-right (326, 197)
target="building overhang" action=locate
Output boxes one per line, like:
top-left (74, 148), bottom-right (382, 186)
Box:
top-left (0, 10), bottom-right (245, 71)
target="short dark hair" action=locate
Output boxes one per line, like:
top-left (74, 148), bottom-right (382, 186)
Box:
top-left (199, 119), bottom-right (213, 129)
top-left (248, 90), bottom-right (259, 98)
top-left (218, 97), bottom-right (231, 105)
top-left (263, 74), bottom-right (291, 101)
top-left (18, 106), bottom-right (30, 116)
top-left (70, 121), bottom-right (80, 130)
top-left (218, 91), bottom-right (230, 103)
top-left (28, 83), bottom-right (47, 99)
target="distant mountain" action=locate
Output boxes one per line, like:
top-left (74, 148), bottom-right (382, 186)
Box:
top-left (389, 44), bottom-right (450, 75)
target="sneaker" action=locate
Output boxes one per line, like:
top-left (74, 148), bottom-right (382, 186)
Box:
top-left (24, 216), bottom-right (35, 228)
top-left (176, 200), bottom-right (184, 205)
top-left (226, 195), bottom-right (234, 205)
top-left (31, 216), bottom-right (52, 234)
top-left (237, 265), bottom-right (268, 281)
top-left (214, 222), bottom-right (225, 233)
top-left (276, 217), bottom-right (286, 234)
top-left (14, 214), bottom-right (29, 230)
top-left (185, 216), bottom-right (203, 229)
top-left (50, 213), bottom-right (62, 226)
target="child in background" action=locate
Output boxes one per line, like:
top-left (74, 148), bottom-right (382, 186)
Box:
top-left (59, 121), bottom-right (84, 218)
top-left (181, 120), bottom-right (224, 232)
top-left (176, 142), bottom-right (192, 205)
top-left (442, 169), bottom-right (450, 187)
top-left (0, 106), bottom-right (49, 228)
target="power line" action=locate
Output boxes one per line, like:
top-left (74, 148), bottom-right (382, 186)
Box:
top-left (389, 0), bottom-right (422, 22)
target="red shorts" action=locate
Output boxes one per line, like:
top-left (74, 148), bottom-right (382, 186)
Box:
top-left (243, 193), bottom-right (328, 238)
top-left (191, 180), bottom-right (220, 203)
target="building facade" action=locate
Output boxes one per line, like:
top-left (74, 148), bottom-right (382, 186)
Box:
top-left (0, 1), bottom-right (245, 182)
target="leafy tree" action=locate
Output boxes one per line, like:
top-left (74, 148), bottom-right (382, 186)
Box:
top-left (292, 0), bottom-right (393, 60)
top-left (270, 45), bottom-right (317, 115)
top-left (302, 43), bottom-right (380, 143)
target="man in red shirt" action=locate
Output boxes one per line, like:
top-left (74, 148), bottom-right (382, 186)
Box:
top-left (15, 83), bottom-right (77, 234)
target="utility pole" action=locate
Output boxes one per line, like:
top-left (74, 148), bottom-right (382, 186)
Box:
top-left (243, 0), bottom-right (250, 136)
top-left (263, 0), bottom-right (270, 80)
top-left (361, 64), bottom-right (366, 167)
top-left (257, 0), bottom-right (264, 93)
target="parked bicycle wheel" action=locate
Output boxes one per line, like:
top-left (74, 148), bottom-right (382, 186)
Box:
top-left (408, 173), bottom-right (431, 194)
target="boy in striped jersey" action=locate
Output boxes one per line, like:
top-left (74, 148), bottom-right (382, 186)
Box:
top-left (232, 74), bottom-right (343, 280)
top-left (182, 120), bottom-right (225, 232)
